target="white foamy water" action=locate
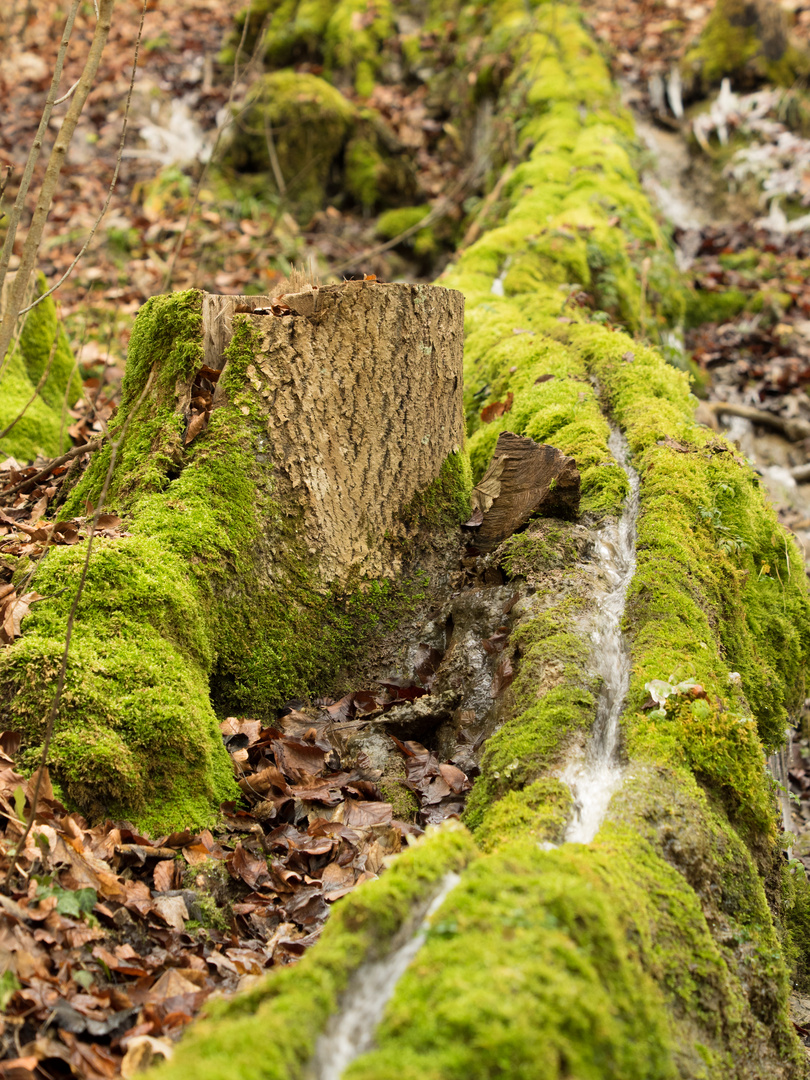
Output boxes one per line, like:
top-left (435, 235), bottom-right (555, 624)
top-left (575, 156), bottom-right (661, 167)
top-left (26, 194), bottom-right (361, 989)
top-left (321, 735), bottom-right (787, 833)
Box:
top-left (562, 429), bottom-right (640, 844)
top-left (311, 872), bottom-right (460, 1080)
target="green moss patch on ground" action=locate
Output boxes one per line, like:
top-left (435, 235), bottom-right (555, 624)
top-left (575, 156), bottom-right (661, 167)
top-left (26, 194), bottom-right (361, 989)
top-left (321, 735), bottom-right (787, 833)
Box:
top-left (0, 274), bottom-right (83, 463)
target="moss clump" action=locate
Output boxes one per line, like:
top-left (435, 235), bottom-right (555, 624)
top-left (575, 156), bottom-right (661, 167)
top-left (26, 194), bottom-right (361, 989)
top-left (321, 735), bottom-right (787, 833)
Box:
top-left (683, 0), bottom-right (810, 91)
top-left (397, 449), bottom-right (472, 534)
top-left (464, 599), bottom-right (597, 833)
top-left (474, 779), bottom-right (572, 851)
top-left (344, 826), bottom-right (799, 1079)
top-left (0, 273), bottom-right (83, 463)
top-left (686, 287), bottom-right (750, 328)
top-left (152, 823), bottom-right (477, 1080)
top-left (570, 325), bottom-right (810, 823)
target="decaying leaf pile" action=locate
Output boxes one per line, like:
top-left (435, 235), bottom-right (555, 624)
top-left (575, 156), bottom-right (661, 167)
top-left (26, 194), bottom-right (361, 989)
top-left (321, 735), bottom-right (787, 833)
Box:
top-left (0, 678), bottom-right (473, 1078)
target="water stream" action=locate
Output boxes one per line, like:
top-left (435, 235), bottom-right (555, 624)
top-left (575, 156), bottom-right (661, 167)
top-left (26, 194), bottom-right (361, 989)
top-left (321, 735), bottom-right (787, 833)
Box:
top-left (310, 873), bottom-right (460, 1080)
top-left (561, 428), bottom-right (640, 844)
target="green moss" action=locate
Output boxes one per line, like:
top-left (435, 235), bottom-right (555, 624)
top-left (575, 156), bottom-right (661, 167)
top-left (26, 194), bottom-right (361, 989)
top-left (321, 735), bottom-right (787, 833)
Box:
top-left (683, 0), bottom-right (810, 90)
top-left (497, 522), bottom-right (582, 579)
top-left (153, 823), bottom-right (477, 1080)
top-left (344, 828), bottom-right (796, 1079)
top-left (0, 273), bottom-right (83, 463)
top-left (397, 449), bottom-right (472, 534)
top-left (223, 71), bottom-right (356, 221)
top-left (474, 779), bottom-right (572, 851)
top-left (686, 287), bottom-right (749, 328)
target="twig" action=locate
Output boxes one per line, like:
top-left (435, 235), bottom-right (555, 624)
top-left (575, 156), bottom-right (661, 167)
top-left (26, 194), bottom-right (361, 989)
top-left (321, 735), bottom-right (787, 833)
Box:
top-left (709, 400), bottom-right (810, 442)
top-left (2, 439), bottom-right (102, 497)
top-left (459, 165), bottom-right (515, 250)
top-left (0, 0), bottom-right (114, 374)
top-left (3, 368), bottom-right (154, 891)
top-left (0, 0), bottom-right (81, 325)
top-left (19, 0), bottom-right (146, 316)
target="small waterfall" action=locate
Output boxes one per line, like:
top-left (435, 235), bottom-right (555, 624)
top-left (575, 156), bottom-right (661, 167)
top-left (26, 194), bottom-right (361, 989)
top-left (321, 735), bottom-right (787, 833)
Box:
top-left (311, 873), bottom-right (460, 1080)
top-left (562, 429), bottom-right (640, 844)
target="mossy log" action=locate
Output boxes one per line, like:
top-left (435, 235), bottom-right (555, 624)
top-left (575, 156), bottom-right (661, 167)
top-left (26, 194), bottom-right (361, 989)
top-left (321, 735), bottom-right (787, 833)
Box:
top-left (0, 281), bottom-right (466, 832)
top-left (153, 2), bottom-right (810, 1077)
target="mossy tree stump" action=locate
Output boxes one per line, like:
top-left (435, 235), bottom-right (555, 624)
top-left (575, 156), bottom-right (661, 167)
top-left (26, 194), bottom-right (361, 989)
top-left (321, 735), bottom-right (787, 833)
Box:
top-left (0, 282), bottom-right (466, 831)
top-left (203, 282), bottom-right (465, 579)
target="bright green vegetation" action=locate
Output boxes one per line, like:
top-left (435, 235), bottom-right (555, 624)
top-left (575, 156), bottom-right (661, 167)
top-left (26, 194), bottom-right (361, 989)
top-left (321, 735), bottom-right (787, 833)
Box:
top-left (159, 0), bottom-right (810, 1071)
top-left (220, 70), bottom-right (418, 220)
top-left (0, 274), bottom-right (83, 463)
top-left (153, 823), bottom-right (476, 1080)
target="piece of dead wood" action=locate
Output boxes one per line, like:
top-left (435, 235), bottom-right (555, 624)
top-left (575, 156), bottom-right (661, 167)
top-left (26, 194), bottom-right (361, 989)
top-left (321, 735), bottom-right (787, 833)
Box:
top-left (708, 401), bottom-right (810, 442)
top-left (465, 431), bottom-right (580, 550)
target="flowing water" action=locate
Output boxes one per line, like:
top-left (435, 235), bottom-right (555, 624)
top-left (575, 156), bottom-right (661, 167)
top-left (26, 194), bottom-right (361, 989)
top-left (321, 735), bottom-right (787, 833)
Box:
top-left (311, 873), bottom-right (460, 1080)
top-left (562, 429), bottom-right (640, 844)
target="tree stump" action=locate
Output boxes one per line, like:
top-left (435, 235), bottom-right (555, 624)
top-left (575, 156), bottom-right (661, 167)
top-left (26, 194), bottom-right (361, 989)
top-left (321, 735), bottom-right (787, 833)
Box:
top-left (0, 282), bottom-right (466, 829)
top-left (203, 281), bottom-right (465, 578)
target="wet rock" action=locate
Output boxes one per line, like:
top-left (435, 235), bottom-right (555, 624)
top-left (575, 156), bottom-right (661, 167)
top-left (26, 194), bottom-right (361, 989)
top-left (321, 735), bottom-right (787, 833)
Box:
top-left (378, 689), bottom-right (461, 742)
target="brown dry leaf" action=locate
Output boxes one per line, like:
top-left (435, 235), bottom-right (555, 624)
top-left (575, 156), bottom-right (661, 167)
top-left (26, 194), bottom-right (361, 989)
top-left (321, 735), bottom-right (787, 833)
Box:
top-left (340, 800), bottom-right (393, 828)
top-left (480, 391), bottom-right (514, 424)
top-left (227, 843), bottom-right (271, 890)
top-left (148, 969), bottom-right (201, 1002)
top-left (121, 1036), bottom-right (173, 1078)
top-left (490, 655), bottom-right (514, 698)
top-left (183, 412), bottom-right (207, 447)
top-left (95, 514), bottom-right (121, 530)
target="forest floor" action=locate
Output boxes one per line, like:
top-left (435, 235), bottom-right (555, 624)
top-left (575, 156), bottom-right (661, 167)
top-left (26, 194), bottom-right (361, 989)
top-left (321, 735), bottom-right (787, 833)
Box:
top-left (4, 0), bottom-right (810, 1074)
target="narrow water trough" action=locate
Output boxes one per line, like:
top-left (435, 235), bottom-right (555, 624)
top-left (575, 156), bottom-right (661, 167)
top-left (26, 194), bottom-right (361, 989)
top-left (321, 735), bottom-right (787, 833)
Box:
top-left (561, 428), bottom-right (641, 843)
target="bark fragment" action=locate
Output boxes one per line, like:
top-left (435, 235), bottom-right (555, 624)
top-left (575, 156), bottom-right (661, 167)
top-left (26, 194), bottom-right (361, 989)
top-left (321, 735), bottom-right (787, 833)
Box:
top-left (466, 431), bottom-right (580, 551)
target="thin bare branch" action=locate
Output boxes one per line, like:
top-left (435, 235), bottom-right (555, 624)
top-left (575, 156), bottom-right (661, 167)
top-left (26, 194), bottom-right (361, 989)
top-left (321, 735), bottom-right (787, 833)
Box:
top-left (0, 0), bottom-right (115, 376)
top-left (20, 0), bottom-right (147, 316)
top-left (54, 77), bottom-right (81, 106)
top-left (162, 9), bottom-right (260, 291)
top-left (2, 439), bottom-right (102, 498)
top-left (0, 0), bottom-right (81, 309)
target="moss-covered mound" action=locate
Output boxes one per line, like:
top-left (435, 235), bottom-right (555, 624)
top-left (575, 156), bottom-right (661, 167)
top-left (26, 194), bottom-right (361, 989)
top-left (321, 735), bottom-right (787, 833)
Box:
top-left (682, 0), bottom-right (810, 94)
top-left (0, 274), bottom-right (83, 463)
top-left (151, 1), bottom-right (810, 1075)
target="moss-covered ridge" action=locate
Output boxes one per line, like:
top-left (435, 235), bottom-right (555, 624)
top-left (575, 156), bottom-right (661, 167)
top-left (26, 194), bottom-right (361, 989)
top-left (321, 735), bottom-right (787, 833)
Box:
top-left (154, 823), bottom-right (476, 1080)
top-left (0, 273), bottom-right (83, 463)
top-left (150, 1), bottom-right (810, 1075)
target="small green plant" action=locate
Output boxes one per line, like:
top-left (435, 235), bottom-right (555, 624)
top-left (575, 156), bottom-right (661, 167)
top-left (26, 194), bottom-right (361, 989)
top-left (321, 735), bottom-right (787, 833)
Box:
top-left (697, 503), bottom-right (747, 555)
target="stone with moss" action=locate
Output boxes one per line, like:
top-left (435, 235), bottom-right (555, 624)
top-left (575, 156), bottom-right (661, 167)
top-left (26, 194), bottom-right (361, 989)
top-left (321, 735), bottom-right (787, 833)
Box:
top-left (683, 0), bottom-right (810, 93)
top-left (144, 2), bottom-right (810, 1073)
top-left (0, 274), bottom-right (83, 463)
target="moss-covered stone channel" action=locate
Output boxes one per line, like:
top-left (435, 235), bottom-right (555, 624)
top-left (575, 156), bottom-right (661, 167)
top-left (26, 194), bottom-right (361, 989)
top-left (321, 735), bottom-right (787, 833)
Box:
top-left (137, 1), bottom-right (810, 1077)
top-left (2, 0), bottom-right (810, 1074)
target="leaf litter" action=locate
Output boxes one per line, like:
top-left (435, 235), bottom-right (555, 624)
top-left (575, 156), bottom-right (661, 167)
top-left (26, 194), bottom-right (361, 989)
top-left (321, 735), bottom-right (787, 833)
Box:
top-left (0, 681), bottom-right (473, 1078)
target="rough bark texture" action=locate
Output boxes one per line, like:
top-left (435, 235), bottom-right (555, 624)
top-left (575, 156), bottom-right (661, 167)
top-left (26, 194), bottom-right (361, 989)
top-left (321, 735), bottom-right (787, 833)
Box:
top-left (243, 281), bottom-right (464, 578)
top-left (467, 431), bottom-right (580, 550)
